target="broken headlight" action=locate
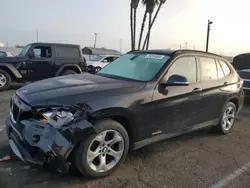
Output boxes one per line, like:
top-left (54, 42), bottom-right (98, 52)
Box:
top-left (42, 110), bottom-right (74, 129)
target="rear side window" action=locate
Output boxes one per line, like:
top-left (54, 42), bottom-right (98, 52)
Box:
top-left (200, 57), bottom-right (217, 81)
top-left (219, 60), bottom-right (231, 76)
top-left (56, 46), bottom-right (80, 58)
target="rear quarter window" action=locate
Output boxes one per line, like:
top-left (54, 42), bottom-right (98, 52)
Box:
top-left (56, 46), bottom-right (80, 59)
top-left (219, 60), bottom-right (231, 76)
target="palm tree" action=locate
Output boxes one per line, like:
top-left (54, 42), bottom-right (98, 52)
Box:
top-left (131, 0), bottom-right (140, 50)
top-left (130, 2), bottom-right (134, 50)
top-left (142, 0), bottom-right (166, 50)
top-left (138, 0), bottom-right (148, 50)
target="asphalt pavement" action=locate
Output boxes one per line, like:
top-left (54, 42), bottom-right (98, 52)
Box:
top-left (0, 88), bottom-right (250, 188)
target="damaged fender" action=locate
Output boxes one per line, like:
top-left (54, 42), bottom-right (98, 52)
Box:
top-left (21, 118), bottom-right (97, 162)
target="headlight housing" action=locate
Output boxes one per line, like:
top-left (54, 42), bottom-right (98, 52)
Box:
top-left (42, 110), bottom-right (74, 129)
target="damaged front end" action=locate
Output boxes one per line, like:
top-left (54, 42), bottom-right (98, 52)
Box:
top-left (6, 94), bottom-right (96, 173)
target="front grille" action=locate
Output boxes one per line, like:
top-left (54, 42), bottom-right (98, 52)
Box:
top-left (10, 95), bottom-right (33, 123)
top-left (12, 103), bottom-right (20, 122)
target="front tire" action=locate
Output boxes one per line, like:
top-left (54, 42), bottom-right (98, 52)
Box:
top-left (0, 69), bottom-right (11, 91)
top-left (75, 119), bottom-right (129, 178)
top-left (213, 102), bottom-right (237, 134)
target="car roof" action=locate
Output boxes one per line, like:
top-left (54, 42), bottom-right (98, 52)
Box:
top-left (30, 42), bottom-right (80, 47)
top-left (128, 49), bottom-right (222, 58)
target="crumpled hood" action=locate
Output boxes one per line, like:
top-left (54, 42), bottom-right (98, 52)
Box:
top-left (16, 73), bottom-right (146, 107)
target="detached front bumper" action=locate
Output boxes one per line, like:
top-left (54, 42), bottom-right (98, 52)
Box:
top-left (5, 116), bottom-right (77, 172)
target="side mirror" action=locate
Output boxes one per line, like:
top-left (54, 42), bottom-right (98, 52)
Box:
top-left (102, 60), bottom-right (108, 63)
top-left (160, 74), bottom-right (189, 86)
top-left (29, 51), bottom-right (35, 58)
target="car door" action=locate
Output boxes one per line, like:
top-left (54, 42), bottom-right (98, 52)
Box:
top-left (151, 55), bottom-right (203, 135)
top-left (198, 57), bottom-right (230, 123)
top-left (27, 45), bottom-right (55, 80)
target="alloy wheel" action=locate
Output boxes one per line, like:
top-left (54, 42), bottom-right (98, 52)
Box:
top-left (87, 130), bottom-right (124, 173)
top-left (0, 73), bottom-right (7, 88)
top-left (222, 106), bottom-right (235, 131)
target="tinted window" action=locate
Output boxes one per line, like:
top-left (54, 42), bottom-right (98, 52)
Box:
top-left (168, 56), bottom-right (197, 83)
top-left (200, 57), bottom-right (217, 81)
top-left (219, 60), bottom-right (231, 76)
top-left (0, 51), bottom-right (6, 57)
top-left (103, 57), bottom-right (114, 63)
top-left (216, 61), bottom-right (224, 79)
top-left (32, 46), bottom-right (52, 58)
top-left (98, 53), bottom-right (170, 81)
top-left (56, 46), bottom-right (80, 58)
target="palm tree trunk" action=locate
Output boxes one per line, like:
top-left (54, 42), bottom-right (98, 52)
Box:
top-left (130, 4), bottom-right (134, 50)
top-left (142, 3), bottom-right (162, 50)
top-left (133, 8), bottom-right (137, 50)
top-left (138, 9), bottom-right (147, 50)
top-left (145, 13), bottom-right (152, 50)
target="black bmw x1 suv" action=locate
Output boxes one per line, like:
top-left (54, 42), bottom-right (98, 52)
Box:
top-left (6, 50), bottom-right (244, 178)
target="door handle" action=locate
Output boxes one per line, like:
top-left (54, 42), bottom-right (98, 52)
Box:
top-left (192, 88), bottom-right (202, 93)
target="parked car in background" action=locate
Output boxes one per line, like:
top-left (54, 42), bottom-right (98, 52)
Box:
top-left (0, 50), bottom-right (14, 57)
top-left (87, 55), bottom-right (120, 73)
top-left (0, 43), bottom-right (87, 91)
top-left (233, 53), bottom-right (250, 98)
top-left (6, 50), bottom-right (243, 178)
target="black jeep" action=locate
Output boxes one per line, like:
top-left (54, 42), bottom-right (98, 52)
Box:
top-left (0, 43), bottom-right (87, 91)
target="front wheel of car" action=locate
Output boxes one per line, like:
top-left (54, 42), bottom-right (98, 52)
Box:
top-left (213, 102), bottom-right (237, 134)
top-left (0, 69), bottom-right (11, 91)
top-left (75, 119), bottom-right (129, 178)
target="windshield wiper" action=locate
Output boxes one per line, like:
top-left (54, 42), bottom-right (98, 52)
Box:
top-left (97, 73), bottom-right (140, 82)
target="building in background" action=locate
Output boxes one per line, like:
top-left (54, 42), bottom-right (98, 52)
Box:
top-left (82, 47), bottom-right (121, 60)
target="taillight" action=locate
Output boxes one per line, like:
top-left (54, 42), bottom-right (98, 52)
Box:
top-left (240, 78), bottom-right (244, 88)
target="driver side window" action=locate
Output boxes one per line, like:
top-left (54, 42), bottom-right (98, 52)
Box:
top-left (32, 46), bottom-right (52, 58)
top-left (102, 57), bottom-right (113, 63)
top-left (167, 56), bottom-right (197, 83)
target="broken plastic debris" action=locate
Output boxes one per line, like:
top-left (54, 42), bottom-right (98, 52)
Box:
top-left (0, 155), bottom-right (11, 162)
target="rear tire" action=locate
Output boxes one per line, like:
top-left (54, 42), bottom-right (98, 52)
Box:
top-left (213, 102), bottom-right (236, 134)
top-left (61, 70), bottom-right (77, 76)
top-left (0, 69), bottom-right (11, 91)
top-left (75, 119), bottom-right (129, 178)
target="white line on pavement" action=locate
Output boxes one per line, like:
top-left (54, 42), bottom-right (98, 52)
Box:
top-left (209, 161), bottom-right (250, 188)
top-left (0, 125), bottom-right (5, 129)
top-left (0, 129), bottom-right (3, 132)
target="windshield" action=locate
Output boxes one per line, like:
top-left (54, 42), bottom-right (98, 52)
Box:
top-left (18, 44), bottom-right (31, 57)
top-left (89, 55), bottom-right (105, 61)
top-left (97, 53), bottom-right (170, 81)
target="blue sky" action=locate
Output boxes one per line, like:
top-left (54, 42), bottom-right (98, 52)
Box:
top-left (1, 0), bottom-right (250, 56)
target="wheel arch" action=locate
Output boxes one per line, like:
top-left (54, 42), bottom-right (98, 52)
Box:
top-left (0, 64), bottom-right (22, 79)
top-left (89, 107), bottom-right (137, 148)
top-left (55, 64), bottom-right (82, 76)
top-left (228, 97), bottom-right (239, 111)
